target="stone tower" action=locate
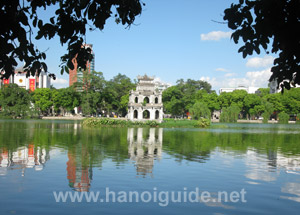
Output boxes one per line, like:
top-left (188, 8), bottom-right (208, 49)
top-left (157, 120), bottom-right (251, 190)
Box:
top-left (128, 75), bottom-right (164, 122)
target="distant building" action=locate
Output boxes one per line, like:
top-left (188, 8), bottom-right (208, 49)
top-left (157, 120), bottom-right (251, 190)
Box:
top-left (69, 44), bottom-right (95, 90)
top-left (219, 86), bottom-right (260, 94)
top-left (127, 75), bottom-right (164, 122)
top-left (269, 79), bottom-right (281, 94)
top-left (0, 69), bottom-right (50, 91)
top-left (154, 80), bottom-right (171, 91)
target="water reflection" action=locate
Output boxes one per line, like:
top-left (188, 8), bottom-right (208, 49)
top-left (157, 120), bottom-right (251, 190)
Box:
top-left (0, 144), bottom-right (50, 176)
top-left (281, 183), bottom-right (300, 203)
top-left (66, 147), bottom-right (93, 192)
top-left (1, 120), bottom-right (300, 204)
top-left (127, 128), bottom-right (163, 177)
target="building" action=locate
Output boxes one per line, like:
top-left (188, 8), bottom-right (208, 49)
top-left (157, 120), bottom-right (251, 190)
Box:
top-left (154, 79), bottom-right (171, 91)
top-left (127, 75), bottom-right (164, 122)
top-left (69, 44), bottom-right (95, 90)
top-left (0, 69), bottom-right (50, 91)
top-left (219, 86), bottom-right (260, 94)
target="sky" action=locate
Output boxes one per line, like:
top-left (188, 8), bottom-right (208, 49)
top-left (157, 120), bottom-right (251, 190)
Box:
top-left (33, 0), bottom-right (276, 92)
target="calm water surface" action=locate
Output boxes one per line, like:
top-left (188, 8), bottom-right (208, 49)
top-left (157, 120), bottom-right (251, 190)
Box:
top-left (0, 120), bottom-right (300, 215)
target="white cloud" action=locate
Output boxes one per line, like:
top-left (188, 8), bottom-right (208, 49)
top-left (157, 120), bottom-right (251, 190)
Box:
top-left (51, 78), bottom-right (68, 89)
top-left (224, 73), bottom-right (236, 77)
top-left (201, 68), bottom-right (272, 89)
top-left (246, 56), bottom-right (274, 68)
top-left (201, 31), bottom-right (232, 41)
top-left (215, 68), bottom-right (230, 72)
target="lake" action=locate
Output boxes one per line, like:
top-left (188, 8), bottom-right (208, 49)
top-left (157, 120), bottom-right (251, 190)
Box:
top-left (0, 120), bottom-right (300, 215)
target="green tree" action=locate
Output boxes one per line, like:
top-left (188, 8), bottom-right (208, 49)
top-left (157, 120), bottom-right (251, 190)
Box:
top-left (281, 88), bottom-right (300, 114)
top-left (0, 0), bottom-right (144, 79)
top-left (278, 112), bottom-right (289, 124)
top-left (218, 90), bottom-right (247, 110)
top-left (105, 74), bottom-right (136, 115)
top-left (162, 86), bottom-right (185, 116)
top-left (262, 101), bottom-right (274, 123)
top-left (0, 84), bottom-right (31, 118)
top-left (243, 94), bottom-right (262, 119)
top-left (31, 88), bottom-right (53, 115)
top-left (53, 87), bottom-right (80, 115)
top-left (164, 97), bottom-right (185, 117)
top-left (220, 105), bottom-right (241, 123)
top-left (195, 90), bottom-right (220, 113)
top-left (265, 93), bottom-right (284, 114)
top-left (120, 94), bottom-right (130, 117)
top-left (257, 88), bottom-right (270, 97)
top-left (81, 91), bottom-right (101, 116)
top-left (189, 102), bottom-right (211, 120)
top-left (224, 0), bottom-right (300, 90)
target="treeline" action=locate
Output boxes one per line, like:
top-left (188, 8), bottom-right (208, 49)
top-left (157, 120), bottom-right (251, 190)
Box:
top-left (162, 81), bottom-right (300, 122)
top-left (0, 72), bottom-right (135, 118)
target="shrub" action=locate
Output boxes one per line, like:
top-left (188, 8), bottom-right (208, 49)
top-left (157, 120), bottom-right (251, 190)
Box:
top-left (194, 118), bottom-right (211, 128)
top-left (82, 118), bottom-right (160, 127)
top-left (278, 112), bottom-right (289, 124)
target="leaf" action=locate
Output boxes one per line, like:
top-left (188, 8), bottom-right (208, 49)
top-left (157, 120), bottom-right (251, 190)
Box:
top-left (254, 46), bottom-right (260, 54)
top-left (50, 17), bottom-right (55, 24)
top-left (33, 17), bottom-right (37, 27)
top-left (41, 62), bottom-right (48, 72)
top-left (38, 20), bottom-right (43, 28)
top-left (283, 81), bottom-right (291, 90)
top-left (65, 66), bottom-right (69, 74)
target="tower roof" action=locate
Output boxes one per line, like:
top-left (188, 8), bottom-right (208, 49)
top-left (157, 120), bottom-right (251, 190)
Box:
top-left (137, 74), bottom-right (154, 81)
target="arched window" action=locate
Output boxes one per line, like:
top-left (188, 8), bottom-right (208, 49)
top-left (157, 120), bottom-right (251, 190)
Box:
top-left (155, 97), bottom-right (158, 104)
top-left (134, 110), bottom-right (138, 119)
top-left (155, 110), bottom-right (159, 119)
top-left (143, 110), bottom-right (150, 119)
top-left (144, 97), bottom-right (149, 104)
top-left (135, 97), bottom-right (138, 103)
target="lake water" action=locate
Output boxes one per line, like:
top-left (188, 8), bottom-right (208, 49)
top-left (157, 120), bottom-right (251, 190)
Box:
top-left (1, 120), bottom-right (300, 215)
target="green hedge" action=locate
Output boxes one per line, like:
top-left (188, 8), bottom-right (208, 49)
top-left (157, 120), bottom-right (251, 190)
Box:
top-left (82, 118), bottom-right (159, 127)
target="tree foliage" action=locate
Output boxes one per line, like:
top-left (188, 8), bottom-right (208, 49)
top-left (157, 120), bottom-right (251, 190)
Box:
top-left (224, 0), bottom-right (300, 91)
top-left (0, 84), bottom-right (31, 118)
top-left (0, 0), bottom-right (144, 79)
top-left (220, 105), bottom-right (241, 123)
top-left (162, 79), bottom-right (212, 116)
top-left (189, 102), bottom-right (211, 120)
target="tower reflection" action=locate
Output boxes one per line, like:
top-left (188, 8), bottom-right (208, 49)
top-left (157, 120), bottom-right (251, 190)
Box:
top-left (66, 144), bottom-right (93, 192)
top-left (127, 128), bottom-right (163, 177)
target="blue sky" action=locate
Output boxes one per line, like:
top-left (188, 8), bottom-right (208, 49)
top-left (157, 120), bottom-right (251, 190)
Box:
top-left (35, 0), bottom-right (276, 91)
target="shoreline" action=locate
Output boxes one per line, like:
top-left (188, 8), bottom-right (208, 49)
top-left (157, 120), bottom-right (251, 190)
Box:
top-left (41, 116), bottom-right (86, 120)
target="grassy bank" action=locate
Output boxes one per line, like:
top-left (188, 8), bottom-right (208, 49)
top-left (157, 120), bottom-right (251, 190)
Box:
top-left (82, 118), bottom-right (160, 127)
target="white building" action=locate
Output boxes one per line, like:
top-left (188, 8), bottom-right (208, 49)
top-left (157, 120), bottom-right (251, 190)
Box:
top-left (219, 86), bottom-right (260, 94)
top-left (269, 79), bottom-right (281, 94)
top-left (154, 80), bottom-right (171, 91)
top-left (0, 69), bottom-right (50, 91)
top-left (127, 75), bottom-right (164, 122)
